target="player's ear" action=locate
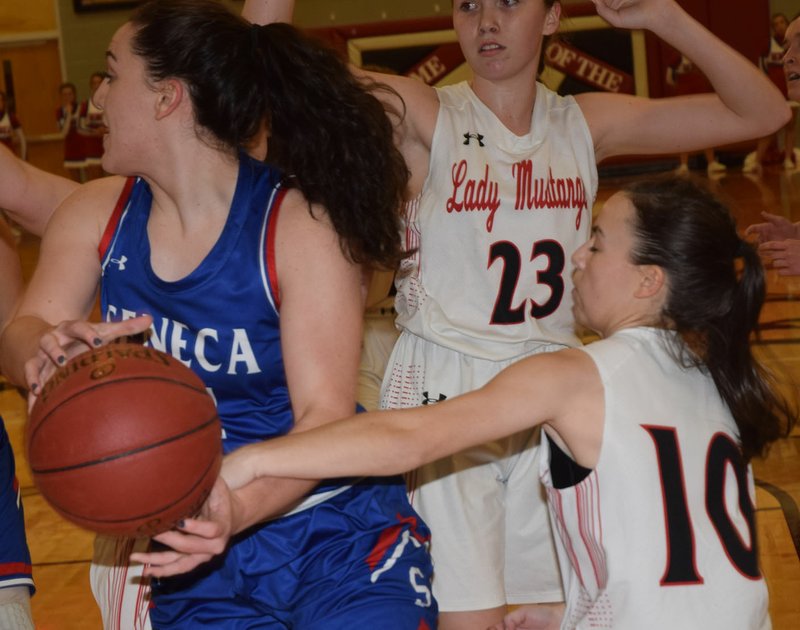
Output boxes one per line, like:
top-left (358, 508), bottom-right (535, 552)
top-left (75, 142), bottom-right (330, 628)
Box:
top-left (634, 264), bottom-right (666, 299)
top-left (543, 1), bottom-right (561, 36)
top-left (154, 79), bottom-right (184, 120)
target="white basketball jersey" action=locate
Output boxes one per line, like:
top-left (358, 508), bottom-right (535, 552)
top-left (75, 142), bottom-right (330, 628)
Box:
top-left (395, 82), bottom-right (597, 361)
top-left (541, 327), bottom-right (770, 630)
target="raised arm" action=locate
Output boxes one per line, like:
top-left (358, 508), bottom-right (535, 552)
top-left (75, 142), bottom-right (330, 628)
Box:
top-left (241, 0), bottom-right (294, 24)
top-left (0, 143), bottom-right (78, 236)
top-left (580, 0), bottom-right (790, 161)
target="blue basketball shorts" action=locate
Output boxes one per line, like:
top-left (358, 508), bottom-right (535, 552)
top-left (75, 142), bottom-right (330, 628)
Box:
top-left (0, 417), bottom-right (34, 594)
top-left (150, 476), bottom-right (437, 628)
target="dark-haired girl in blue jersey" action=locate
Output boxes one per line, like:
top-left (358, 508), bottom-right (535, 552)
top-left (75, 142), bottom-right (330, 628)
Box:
top-left (0, 1), bottom-right (436, 628)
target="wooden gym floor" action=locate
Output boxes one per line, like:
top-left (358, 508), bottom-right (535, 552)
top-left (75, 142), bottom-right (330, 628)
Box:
top-left (2, 162), bottom-right (799, 629)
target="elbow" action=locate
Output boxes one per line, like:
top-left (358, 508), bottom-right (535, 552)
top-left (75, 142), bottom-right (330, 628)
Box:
top-left (755, 98), bottom-right (793, 138)
top-left (771, 101), bottom-right (793, 133)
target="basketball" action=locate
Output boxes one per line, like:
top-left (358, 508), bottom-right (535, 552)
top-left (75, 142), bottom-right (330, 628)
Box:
top-left (26, 343), bottom-right (222, 538)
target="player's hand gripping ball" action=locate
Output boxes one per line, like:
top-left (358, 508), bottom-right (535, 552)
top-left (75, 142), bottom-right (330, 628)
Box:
top-left (27, 343), bottom-right (222, 537)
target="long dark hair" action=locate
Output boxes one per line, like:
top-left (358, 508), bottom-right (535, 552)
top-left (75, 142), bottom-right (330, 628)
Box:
top-left (129, 0), bottom-right (407, 270)
top-left (624, 177), bottom-right (796, 461)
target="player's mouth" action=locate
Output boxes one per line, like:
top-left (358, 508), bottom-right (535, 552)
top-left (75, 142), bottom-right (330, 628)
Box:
top-left (479, 42), bottom-right (504, 55)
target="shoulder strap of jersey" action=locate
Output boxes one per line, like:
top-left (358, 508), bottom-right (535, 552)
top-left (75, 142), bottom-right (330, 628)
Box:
top-left (263, 185), bottom-right (288, 311)
top-left (98, 177), bottom-right (136, 260)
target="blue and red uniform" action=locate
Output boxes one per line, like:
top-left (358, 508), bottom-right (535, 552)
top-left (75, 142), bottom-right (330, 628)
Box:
top-left (97, 154), bottom-right (437, 628)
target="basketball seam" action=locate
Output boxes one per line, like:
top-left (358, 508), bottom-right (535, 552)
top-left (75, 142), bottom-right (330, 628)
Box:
top-left (29, 375), bottom-right (210, 447)
top-left (30, 414), bottom-right (220, 474)
top-left (41, 449), bottom-right (220, 525)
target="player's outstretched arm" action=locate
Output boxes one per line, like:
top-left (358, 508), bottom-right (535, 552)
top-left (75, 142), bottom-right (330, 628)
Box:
top-left (580, 0), bottom-right (790, 161)
top-left (134, 349), bottom-right (590, 578)
top-left (221, 348), bottom-right (600, 489)
top-left (0, 143), bottom-right (78, 236)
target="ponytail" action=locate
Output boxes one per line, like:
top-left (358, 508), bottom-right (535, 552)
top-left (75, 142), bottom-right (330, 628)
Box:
top-left (130, 0), bottom-right (407, 270)
top-left (252, 23), bottom-right (408, 269)
top-left (625, 177), bottom-right (796, 461)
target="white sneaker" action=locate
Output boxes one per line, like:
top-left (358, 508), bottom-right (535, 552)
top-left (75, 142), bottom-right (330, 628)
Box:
top-left (707, 160), bottom-right (727, 173)
top-left (783, 157), bottom-right (795, 170)
top-left (675, 163), bottom-right (689, 175)
top-left (743, 160), bottom-right (762, 174)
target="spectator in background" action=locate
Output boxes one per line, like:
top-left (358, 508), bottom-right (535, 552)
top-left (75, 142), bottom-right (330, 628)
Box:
top-left (744, 13), bottom-right (798, 174)
top-left (745, 14), bottom-right (800, 276)
top-left (665, 54), bottom-right (726, 175)
top-left (77, 72), bottom-right (107, 181)
top-left (56, 83), bottom-right (84, 182)
top-left (746, 212), bottom-right (800, 275)
top-left (0, 91), bottom-right (25, 161)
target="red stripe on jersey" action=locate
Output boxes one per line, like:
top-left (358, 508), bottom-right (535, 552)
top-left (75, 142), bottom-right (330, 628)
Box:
top-left (418, 620), bottom-right (432, 630)
top-left (0, 562), bottom-right (32, 576)
top-left (265, 187), bottom-right (288, 311)
top-left (98, 177), bottom-right (136, 260)
top-left (365, 514), bottom-right (428, 571)
top-left (366, 524), bottom-right (403, 571)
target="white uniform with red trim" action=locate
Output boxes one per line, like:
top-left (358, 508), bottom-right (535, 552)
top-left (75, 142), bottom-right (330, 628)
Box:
top-left (541, 327), bottom-right (770, 629)
top-left (382, 81), bottom-right (597, 610)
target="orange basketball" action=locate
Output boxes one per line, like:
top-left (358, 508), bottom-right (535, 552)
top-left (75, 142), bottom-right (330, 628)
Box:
top-left (27, 343), bottom-right (222, 538)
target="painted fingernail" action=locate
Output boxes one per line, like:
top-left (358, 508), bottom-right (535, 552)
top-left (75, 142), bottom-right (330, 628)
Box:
top-left (57, 355), bottom-right (66, 365)
top-left (177, 519), bottom-right (185, 529)
top-left (30, 383), bottom-right (38, 393)
top-left (93, 337), bottom-right (102, 346)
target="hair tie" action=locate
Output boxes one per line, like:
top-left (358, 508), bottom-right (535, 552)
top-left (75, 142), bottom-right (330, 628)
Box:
top-left (735, 238), bottom-right (751, 259)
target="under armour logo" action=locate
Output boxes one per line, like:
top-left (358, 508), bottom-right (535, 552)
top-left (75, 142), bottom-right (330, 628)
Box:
top-left (110, 255), bottom-right (128, 271)
top-left (463, 132), bottom-right (485, 147)
top-left (422, 391), bottom-right (447, 405)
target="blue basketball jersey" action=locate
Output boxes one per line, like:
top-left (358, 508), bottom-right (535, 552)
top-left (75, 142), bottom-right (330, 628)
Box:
top-left (97, 155), bottom-right (437, 628)
top-left (100, 156), bottom-right (291, 453)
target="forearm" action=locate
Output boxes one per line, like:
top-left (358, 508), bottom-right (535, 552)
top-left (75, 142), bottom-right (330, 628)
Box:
top-left (229, 476), bottom-right (318, 533)
top-left (241, 0), bottom-right (294, 25)
top-left (224, 409), bottom-right (435, 489)
top-left (0, 315), bottom-right (52, 386)
top-left (651, 2), bottom-right (788, 134)
top-left (226, 403), bottom-right (369, 530)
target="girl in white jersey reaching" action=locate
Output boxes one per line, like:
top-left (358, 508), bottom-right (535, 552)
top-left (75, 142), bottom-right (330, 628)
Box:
top-left (207, 176), bottom-right (797, 630)
top-left (141, 1), bottom-right (793, 628)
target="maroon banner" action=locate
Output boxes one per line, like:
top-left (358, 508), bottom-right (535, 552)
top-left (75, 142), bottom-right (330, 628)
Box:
top-left (404, 43), bottom-right (465, 84)
top-left (544, 39), bottom-right (635, 94)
